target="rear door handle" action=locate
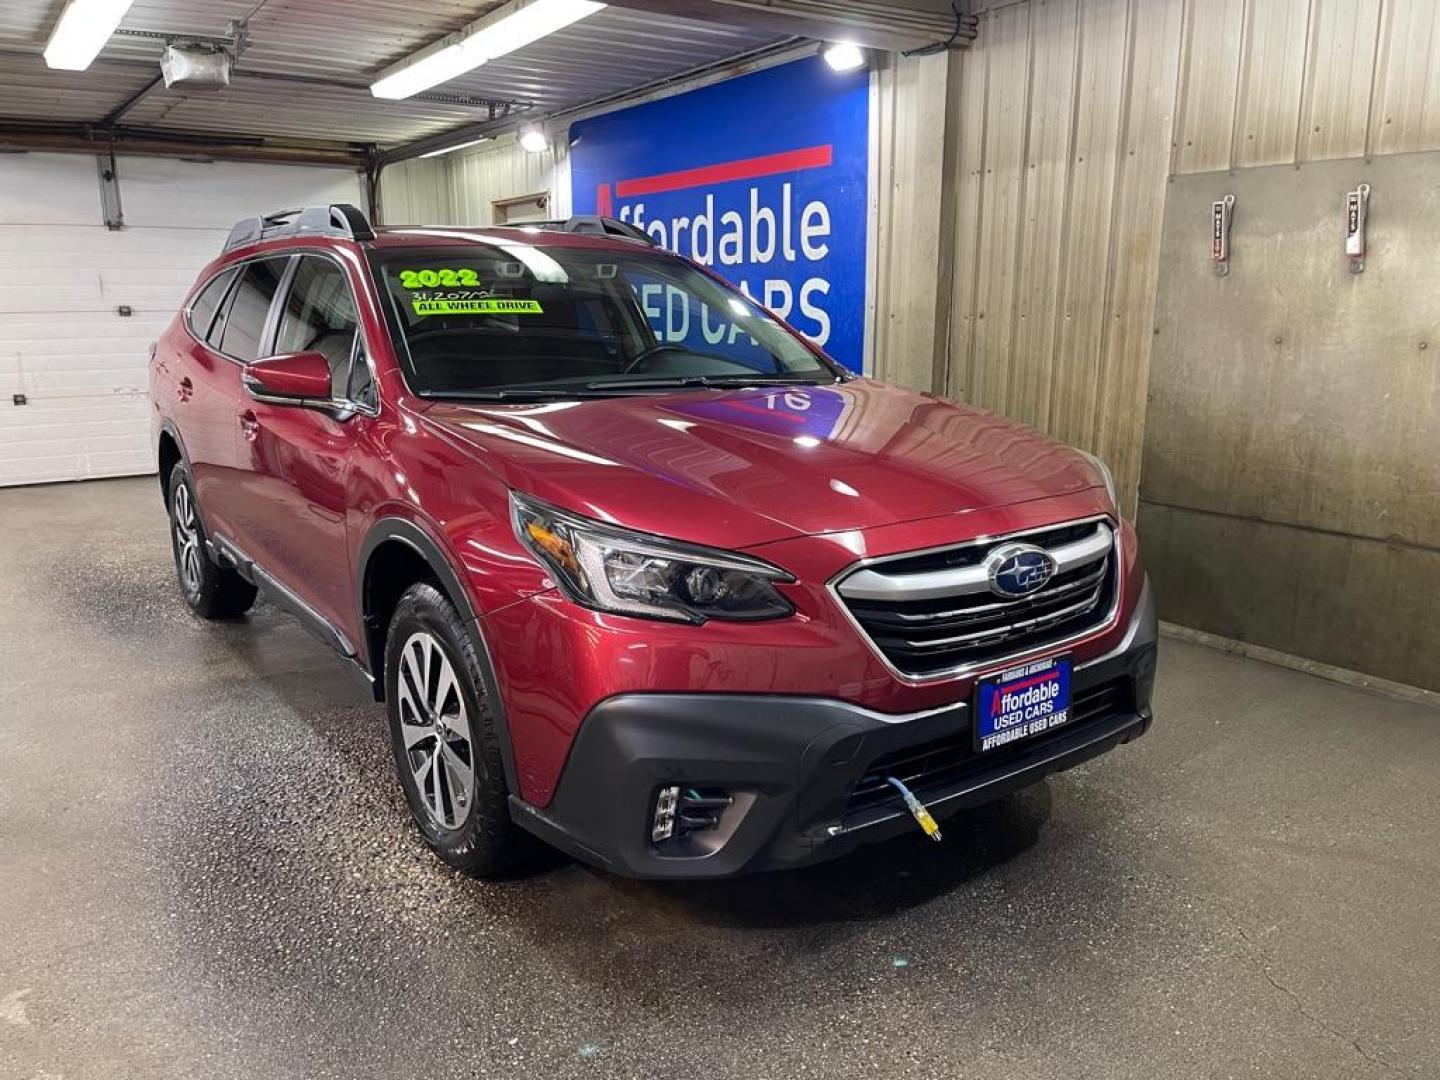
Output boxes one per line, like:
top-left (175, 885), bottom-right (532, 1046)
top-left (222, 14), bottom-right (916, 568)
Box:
top-left (239, 409), bottom-right (260, 442)
top-left (177, 377), bottom-right (193, 402)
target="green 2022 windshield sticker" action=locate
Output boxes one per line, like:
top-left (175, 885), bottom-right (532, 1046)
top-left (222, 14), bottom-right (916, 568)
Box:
top-left (410, 297), bottom-right (545, 317)
top-left (398, 268), bottom-right (481, 288)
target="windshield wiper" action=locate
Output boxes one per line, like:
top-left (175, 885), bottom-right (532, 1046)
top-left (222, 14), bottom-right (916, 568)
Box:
top-left (582, 374), bottom-right (840, 392)
top-left (420, 387), bottom-right (611, 402)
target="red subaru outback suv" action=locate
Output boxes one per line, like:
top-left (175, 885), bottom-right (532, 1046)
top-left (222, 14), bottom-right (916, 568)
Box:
top-left (151, 204), bottom-right (1156, 879)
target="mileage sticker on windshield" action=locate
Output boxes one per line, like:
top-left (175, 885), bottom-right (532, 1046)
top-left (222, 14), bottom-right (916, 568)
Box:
top-left (411, 297), bottom-right (544, 317)
top-left (973, 657), bottom-right (1072, 753)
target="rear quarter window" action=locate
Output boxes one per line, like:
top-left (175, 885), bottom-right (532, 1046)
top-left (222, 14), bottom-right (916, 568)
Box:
top-left (187, 267), bottom-right (238, 344)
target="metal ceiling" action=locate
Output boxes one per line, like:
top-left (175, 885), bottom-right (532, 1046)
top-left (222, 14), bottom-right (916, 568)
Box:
top-left (0, 0), bottom-right (794, 157)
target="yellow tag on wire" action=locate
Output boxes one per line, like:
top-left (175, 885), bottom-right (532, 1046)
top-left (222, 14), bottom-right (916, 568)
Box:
top-left (885, 777), bottom-right (943, 843)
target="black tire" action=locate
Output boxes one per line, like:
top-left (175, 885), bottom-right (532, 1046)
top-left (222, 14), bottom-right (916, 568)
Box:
top-left (385, 582), bottom-right (518, 878)
top-left (167, 461), bottom-right (257, 620)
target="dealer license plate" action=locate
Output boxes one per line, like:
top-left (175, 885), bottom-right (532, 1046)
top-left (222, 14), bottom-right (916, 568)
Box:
top-left (973, 656), bottom-right (1072, 753)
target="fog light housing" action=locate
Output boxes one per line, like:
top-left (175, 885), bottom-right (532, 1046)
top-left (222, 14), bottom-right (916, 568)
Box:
top-left (650, 786), bottom-right (734, 846)
top-left (652, 785), bottom-right (681, 842)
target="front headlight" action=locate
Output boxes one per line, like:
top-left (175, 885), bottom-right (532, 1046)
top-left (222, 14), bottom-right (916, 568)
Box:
top-left (511, 492), bottom-right (795, 623)
top-left (1080, 451), bottom-right (1119, 509)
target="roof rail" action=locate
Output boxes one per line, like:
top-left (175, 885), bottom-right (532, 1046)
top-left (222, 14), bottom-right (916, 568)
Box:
top-left (529, 216), bottom-right (657, 246)
top-left (223, 203), bottom-right (375, 252)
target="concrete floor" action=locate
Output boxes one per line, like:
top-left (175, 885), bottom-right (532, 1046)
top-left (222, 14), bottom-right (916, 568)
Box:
top-left (1, 477), bottom-right (1437, 1080)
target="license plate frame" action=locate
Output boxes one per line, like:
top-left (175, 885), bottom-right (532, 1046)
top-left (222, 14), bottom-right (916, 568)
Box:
top-left (973, 656), bottom-right (1073, 754)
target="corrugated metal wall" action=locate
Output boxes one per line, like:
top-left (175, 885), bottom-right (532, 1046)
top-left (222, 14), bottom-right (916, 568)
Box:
top-left (871, 0), bottom-right (1440, 516)
top-left (377, 134), bottom-right (570, 228)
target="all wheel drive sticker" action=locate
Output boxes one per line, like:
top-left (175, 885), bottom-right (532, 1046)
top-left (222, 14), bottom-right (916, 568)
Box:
top-left (397, 268), bottom-right (544, 318)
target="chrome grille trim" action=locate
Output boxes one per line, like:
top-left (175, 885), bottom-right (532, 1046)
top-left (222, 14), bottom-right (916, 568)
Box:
top-left (829, 515), bottom-right (1123, 685)
top-left (837, 522), bottom-right (1113, 602)
top-left (871, 590), bottom-right (1106, 652)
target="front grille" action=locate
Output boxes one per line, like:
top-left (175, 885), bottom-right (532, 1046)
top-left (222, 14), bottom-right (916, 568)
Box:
top-left (837, 519), bottom-right (1117, 678)
top-left (844, 677), bottom-right (1134, 819)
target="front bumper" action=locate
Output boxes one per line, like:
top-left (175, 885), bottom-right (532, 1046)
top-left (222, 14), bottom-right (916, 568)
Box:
top-left (511, 578), bottom-right (1158, 879)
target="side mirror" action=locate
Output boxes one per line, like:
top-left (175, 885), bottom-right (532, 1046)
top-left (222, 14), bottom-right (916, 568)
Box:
top-left (243, 351), bottom-right (333, 404)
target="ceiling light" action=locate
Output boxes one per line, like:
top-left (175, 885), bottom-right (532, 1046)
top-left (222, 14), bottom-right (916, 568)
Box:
top-left (468, 0), bottom-right (605, 59)
top-left (371, 43), bottom-right (476, 100)
top-left (43, 0), bottom-right (135, 71)
top-left (420, 136), bottom-right (495, 158)
top-left (822, 42), bottom-right (866, 73)
top-left (519, 127), bottom-right (550, 153)
top-left (370, 0), bottom-right (605, 101)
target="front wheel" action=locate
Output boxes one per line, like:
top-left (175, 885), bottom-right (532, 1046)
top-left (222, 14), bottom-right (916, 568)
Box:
top-left (167, 462), bottom-right (257, 619)
top-left (385, 582), bottom-right (519, 878)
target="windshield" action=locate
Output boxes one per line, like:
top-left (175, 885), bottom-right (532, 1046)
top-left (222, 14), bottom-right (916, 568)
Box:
top-left (374, 239), bottom-right (842, 398)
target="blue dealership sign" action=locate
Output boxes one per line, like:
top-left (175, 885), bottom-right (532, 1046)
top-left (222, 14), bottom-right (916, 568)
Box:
top-left (569, 57), bottom-right (871, 372)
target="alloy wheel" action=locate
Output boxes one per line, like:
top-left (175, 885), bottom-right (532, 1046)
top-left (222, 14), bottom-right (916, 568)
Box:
top-left (172, 482), bottom-right (203, 599)
top-left (397, 631), bottom-right (476, 830)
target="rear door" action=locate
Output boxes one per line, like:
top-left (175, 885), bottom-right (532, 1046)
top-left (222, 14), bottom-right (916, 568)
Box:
top-left (184, 256), bottom-right (290, 542)
top-left (155, 266), bottom-right (236, 498)
top-left (227, 252), bottom-right (374, 645)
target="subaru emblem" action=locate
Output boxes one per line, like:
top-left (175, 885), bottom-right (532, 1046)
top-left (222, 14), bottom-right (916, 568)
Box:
top-left (984, 543), bottom-right (1057, 599)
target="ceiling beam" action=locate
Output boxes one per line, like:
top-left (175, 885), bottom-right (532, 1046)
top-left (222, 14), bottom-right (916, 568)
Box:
top-left (0, 122), bottom-right (371, 168)
top-left (602, 0), bottom-right (976, 53)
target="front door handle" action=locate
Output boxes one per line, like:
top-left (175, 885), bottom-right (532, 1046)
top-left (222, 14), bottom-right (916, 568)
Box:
top-left (239, 409), bottom-right (260, 442)
top-left (177, 377), bottom-right (193, 402)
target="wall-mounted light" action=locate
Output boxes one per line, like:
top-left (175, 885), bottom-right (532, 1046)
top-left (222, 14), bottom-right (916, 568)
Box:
top-left (44, 0), bottom-right (136, 71)
top-left (371, 0), bottom-right (606, 100)
top-left (519, 127), bottom-right (550, 153)
top-left (420, 136), bottom-right (495, 159)
top-left (822, 42), bottom-right (866, 73)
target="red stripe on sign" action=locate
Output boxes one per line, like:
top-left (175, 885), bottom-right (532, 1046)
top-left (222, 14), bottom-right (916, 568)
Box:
top-left (615, 146), bottom-right (834, 197)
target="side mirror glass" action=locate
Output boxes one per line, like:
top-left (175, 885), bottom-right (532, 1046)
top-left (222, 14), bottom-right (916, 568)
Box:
top-left (243, 351), bottom-right (332, 404)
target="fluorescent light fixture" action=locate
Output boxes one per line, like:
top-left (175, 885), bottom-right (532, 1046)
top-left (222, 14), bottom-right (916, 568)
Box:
top-left (519, 127), bottom-right (550, 153)
top-left (468, 0), bottom-right (605, 59)
top-left (371, 43), bottom-right (474, 100)
top-left (419, 136), bottom-right (495, 158)
top-left (371, 0), bottom-right (605, 101)
top-left (822, 42), bottom-right (866, 73)
top-left (43, 0), bottom-right (135, 71)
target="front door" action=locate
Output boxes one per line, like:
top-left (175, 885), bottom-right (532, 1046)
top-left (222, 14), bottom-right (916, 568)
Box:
top-left (228, 253), bottom-right (370, 648)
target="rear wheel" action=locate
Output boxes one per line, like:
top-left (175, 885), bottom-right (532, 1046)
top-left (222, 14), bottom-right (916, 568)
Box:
top-left (167, 462), bottom-right (257, 619)
top-left (385, 582), bottom-right (518, 878)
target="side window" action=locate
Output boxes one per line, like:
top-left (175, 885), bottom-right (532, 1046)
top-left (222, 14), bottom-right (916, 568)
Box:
top-left (188, 267), bottom-right (237, 343)
top-left (219, 257), bottom-right (289, 362)
top-left (275, 256), bottom-right (359, 398)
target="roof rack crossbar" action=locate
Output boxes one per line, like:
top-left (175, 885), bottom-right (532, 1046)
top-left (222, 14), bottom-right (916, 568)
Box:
top-left (529, 216), bottom-right (657, 246)
top-left (223, 203), bottom-right (375, 252)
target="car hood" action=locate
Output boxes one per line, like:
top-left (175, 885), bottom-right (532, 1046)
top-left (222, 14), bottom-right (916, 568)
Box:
top-left (419, 379), bottom-right (1100, 549)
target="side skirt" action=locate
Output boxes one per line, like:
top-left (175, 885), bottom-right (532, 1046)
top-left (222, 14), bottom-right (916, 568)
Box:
top-left (208, 535), bottom-right (375, 688)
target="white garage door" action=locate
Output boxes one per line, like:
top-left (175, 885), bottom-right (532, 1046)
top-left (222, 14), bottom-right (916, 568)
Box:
top-left (0, 154), bottom-right (363, 487)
